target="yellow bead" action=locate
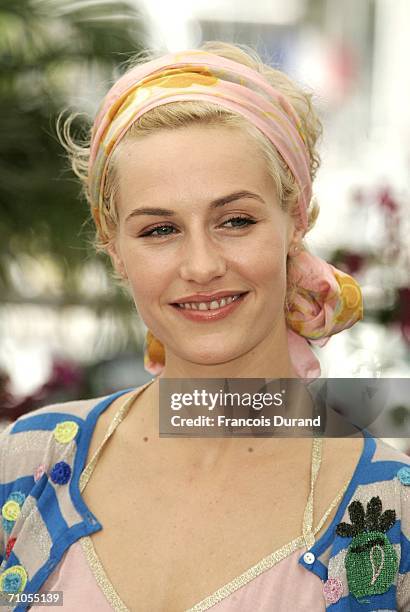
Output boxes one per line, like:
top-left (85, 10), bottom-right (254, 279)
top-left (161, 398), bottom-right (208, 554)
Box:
top-left (1, 500), bottom-right (20, 522)
top-left (53, 421), bottom-right (79, 444)
top-left (0, 564), bottom-right (28, 593)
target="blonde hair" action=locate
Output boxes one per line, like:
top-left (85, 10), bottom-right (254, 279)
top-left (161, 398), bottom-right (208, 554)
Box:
top-left (56, 41), bottom-right (323, 309)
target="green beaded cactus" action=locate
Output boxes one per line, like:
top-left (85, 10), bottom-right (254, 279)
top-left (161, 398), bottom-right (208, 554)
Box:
top-left (335, 496), bottom-right (398, 599)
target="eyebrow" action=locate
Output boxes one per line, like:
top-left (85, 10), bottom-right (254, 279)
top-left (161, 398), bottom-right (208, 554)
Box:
top-left (125, 190), bottom-right (265, 222)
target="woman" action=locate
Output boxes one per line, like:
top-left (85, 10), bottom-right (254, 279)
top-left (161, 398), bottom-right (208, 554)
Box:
top-left (0, 41), bottom-right (409, 612)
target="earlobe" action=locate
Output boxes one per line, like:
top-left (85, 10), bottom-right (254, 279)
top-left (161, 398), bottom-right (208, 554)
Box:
top-left (287, 224), bottom-right (305, 257)
top-left (292, 226), bottom-right (305, 245)
top-left (288, 243), bottom-right (301, 257)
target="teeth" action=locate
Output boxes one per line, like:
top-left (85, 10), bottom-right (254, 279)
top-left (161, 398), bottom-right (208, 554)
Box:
top-left (177, 294), bottom-right (242, 310)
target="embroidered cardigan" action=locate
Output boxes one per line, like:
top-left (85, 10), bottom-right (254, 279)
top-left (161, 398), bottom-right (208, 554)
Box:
top-left (0, 387), bottom-right (410, 611)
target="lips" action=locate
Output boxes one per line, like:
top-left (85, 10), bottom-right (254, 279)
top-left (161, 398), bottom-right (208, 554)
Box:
top-left (174, 293), bottom-right (244, 310)
top-left (171, 290), bottom-right (248, 305)
top-left (169, 291), bottom-right (249, 322)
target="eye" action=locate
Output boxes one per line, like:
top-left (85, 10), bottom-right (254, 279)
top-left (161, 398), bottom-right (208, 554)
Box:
top-left (139, 216), bottom-right (256, 238)
top-left (222, 215), bottom-right (256, 229)
top-left (140, 224), bottom-right (176, 238)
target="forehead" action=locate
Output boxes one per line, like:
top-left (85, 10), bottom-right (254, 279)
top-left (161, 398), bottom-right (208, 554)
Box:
top-left (114, 125), bottom-right (273, 208)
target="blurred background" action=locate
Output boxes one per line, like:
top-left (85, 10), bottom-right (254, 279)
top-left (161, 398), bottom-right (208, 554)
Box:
top-left (0, 0), bottom-right (409, 448)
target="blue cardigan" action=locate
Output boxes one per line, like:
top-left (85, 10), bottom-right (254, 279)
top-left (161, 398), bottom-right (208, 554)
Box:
top-left (0, 388), bottom-right (409, 611)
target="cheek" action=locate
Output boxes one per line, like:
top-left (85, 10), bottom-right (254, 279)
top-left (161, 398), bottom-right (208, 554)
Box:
top-left (123, 246), bottom-right (173, 314)
top-left (127, 266), bottom-right (165, 304)
top-left (238, 233), bottom-right (287, 285)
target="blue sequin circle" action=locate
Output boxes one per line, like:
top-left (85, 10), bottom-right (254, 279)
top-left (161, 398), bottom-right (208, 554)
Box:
top-left (2, 572), bottom-right (22, 594)
top-left (50, 461), bottom-right (71, 485)
top-left (397, 466), bottom-right (410, 485)
top-left (1, 517), bottom-right (15, 534)
top-left (8, 491), bottom-right (26, 506)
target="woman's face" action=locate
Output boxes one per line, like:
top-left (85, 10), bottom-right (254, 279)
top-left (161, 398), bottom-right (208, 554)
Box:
top-left (109, 125), bottom-right (301, 372)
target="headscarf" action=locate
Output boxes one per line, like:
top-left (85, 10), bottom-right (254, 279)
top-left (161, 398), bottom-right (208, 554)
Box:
top-left (88, 49), bottom-right (363, 380)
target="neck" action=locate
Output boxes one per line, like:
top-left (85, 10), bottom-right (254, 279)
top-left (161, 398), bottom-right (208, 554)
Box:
top-left (141, 377), bottom-right (313, 478)
top-left (138, 319), bottom-right (315, 473)
top-left (138, 320), bottom-right (315, 472)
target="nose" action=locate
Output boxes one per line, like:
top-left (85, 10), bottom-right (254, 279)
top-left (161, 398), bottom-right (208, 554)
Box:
top-left (178, 231), bottom-right (227, 284)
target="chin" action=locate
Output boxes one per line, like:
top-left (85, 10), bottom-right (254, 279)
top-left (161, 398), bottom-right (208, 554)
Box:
top-left (180, 344), bottom-right (246, 367)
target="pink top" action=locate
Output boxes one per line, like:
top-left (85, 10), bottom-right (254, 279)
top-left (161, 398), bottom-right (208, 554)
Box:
top-left (34, 540), bottom-right (325, 611)
top-left (34, 541), bottom-right (112, 611)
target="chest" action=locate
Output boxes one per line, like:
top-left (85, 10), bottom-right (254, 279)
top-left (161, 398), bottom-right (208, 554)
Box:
top-left (80, 445), bottom-right (312, 611)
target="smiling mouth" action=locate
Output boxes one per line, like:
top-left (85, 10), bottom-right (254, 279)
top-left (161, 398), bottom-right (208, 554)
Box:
top-left (169, 291), bottom-right (249, 321)
top-left (171, 292), bottom-right (248, 311)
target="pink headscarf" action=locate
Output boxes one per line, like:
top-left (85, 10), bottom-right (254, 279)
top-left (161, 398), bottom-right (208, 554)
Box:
top-left (88, 49), bottom-right (363, 380)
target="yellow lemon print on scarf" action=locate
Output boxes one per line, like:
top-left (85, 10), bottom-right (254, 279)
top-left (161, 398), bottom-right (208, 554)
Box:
top-left (146, 329), bottom-right (165, 365)
top-left (148, 67), bottom-right (218, 89)
top-left (334, 272), bottom-right (363, 325)
top-left (114, 86), bottom-right (152, 119)
top-left (287, 318), bottom-right (304, 334)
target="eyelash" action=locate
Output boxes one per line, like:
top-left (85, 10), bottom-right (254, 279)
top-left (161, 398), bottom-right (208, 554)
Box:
top-left (139, 216), bottom-right (257, 238)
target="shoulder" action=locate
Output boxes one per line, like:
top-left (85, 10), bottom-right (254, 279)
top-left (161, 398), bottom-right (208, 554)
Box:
top-left (371, 436), bottom-right (410, 466)
top-left (367, 436), bottom-right (410, 510)
top-left (0, 380), bottom-right (150, 586)
top-left (0, 391), bottom-right (125, 498)
top-left (2, 394), bottom-right (108, 431)
top-left (1, 393), bottom-right (106, 454)
top-left (0, 390), bottom-right (131, 562)
top-left (325, 435), bottom-right (410, 609)
top-left (341, 435), bottom-right (410, 531)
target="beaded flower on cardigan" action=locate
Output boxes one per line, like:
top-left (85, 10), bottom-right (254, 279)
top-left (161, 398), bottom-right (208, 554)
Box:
top-left (335, 496), bottom-right (398, 600)
top-left (50, 461), bottom-right (72, 485)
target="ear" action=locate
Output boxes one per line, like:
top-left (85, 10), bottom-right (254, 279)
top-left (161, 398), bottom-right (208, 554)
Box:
top-left (286, 217), bottom-right (305, 255)
top-left (106, 240), bottom-right (127, 279)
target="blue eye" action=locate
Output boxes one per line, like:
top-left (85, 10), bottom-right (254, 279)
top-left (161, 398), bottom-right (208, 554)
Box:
top-left (141, 225), bottom-right (176, 237)
top-left (224, 216), bottom-right (256, 228)
top-left (139, 216), bottom-right (256, 238)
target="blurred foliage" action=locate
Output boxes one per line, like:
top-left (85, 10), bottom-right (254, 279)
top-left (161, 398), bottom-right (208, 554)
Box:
top-left (390, 405), bottom-right (410, 427)
top-left (0, 0), bottom-right (146, 298)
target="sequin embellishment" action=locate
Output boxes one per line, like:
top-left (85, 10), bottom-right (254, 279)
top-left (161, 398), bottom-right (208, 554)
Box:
top-left (8, 492), bottom-right (26, 506)
top-left (5, 537), bottom-right (17, 559)
top-left (33, 463), bottom-right (47, 482)
top-left (1, 501), bottom-right (21, 522)
top-left (397, 466), bottom-right (410, 485)
top-left (1, 492), bottom-right (26, 534)
top-left (50, 461), bottom-right (71, 485)
top-left (335, 496), bottom-right (398, 599)
top-left (53, 421), bottom-right (79, 444)
top-left (323, 577), bottom-right (344, 604)
top-left (0, 564), bottom-right (27, 593)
